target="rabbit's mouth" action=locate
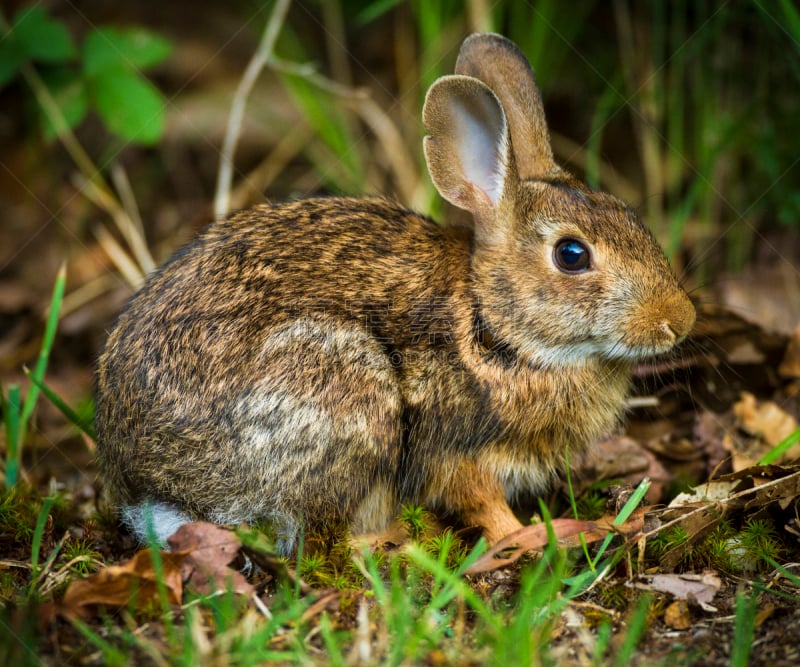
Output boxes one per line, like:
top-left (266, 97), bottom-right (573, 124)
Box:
top-left (511, 335), bottom-right (681, 369)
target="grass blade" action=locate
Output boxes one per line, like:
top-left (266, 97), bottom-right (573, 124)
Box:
top-left (29, 496), bottom-right (56, 593)
top-left (759, 426), bottom-right (800, 465)
top-left (19, 263), bottom-right (66, 446)
top-left (731, 591), bottom-right (758, 667)
top-left (2, 384), bottom-right (22, 487)
top-left (23, 371), bottom-right (96, 441)
top-left (613, 594), bottom-right (651, 667)
top-left (591, 477), bottom-right (650, 568)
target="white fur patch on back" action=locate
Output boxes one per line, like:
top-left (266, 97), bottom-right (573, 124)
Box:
top-left (122, 501), bottom-right (192, 546)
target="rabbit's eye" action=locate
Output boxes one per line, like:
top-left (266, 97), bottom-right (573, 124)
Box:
top-left (553, 239), bottom-right (591, 273)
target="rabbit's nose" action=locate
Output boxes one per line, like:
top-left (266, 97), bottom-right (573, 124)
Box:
top-left (661, 294), bottom-right (696, 344)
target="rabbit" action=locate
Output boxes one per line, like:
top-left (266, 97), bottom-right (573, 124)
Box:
top-left (95, 33), bottom-right (695, 553)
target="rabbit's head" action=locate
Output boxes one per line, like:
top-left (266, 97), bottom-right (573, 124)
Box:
top-left (423, 33), bottom-right (695, 368)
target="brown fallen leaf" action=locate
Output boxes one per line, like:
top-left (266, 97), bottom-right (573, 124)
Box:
top-left (464, 520), bottom-right (588, 574)
top-left (630, 571), bottom-right (721, 611)
top-left (733, 392), bottom-right (799, 460)
top-left (779, 322), bottom-right (800, 378)
top-left (693, 410), bottom-right (732, 477)
top-left (464, 512), bottom-right (646, 575)
top-left (60, 549), bottom-right (184, 619)
top-left (299, 590), bottom-right (345, 623)
top-left (663, 599), bottom-right (691, 630)
top-left (572, 435), bottom-right (670, 501)
top-left (167, 522), bottom-right (253, 596)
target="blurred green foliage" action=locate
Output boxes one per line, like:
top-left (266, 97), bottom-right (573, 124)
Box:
top-left (0, 5), bottom-right (172, 144)
top-left (277, 0), bottom-right (798, 269)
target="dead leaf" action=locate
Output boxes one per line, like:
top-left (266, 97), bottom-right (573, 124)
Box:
top-left (669, 479), bottom-right (740, 506)
top-left (573, 435), bottom-right (670, 501)
top-left (60, 549), bottom-right (184, 619)
top-left (299, 590), bottom-right (345, 623)
top-left (779, 323), bottom-right (800, 378)
top-left (465, 512), bottom-right (646, 575)
top-left (465, 520), bottom-right (586, 574)
top-left (646, 466), bottom-right (800, 570)
top-left (755, 602), bottom-right (776, 627)
top-left (630, 571), bottom-right (721, 611)
top-left (718, 271), bottom-right (800, 336)
top-left (733, 392), bottom-right (799, 450)
top-left (663, 599), bottom-right (691, 630)
top-left (693, 410), bottom-right (732, 476)
top-left (167, 522), bottom-right (253, 596)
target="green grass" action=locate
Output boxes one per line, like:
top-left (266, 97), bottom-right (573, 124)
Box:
top-left (731, 591), bottom-right (758, 667)
top-left (1, 264), bottom-right (66, 488)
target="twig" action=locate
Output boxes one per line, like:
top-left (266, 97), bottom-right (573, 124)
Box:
top-left (20, 54), bottom-right (152, 286)
top-left (60, 275), bottom-right (119, 318)
top-left (93, 226), bottom-right (146, 287)
top-left (215, 0), bottom-right (424, 214)
top-left (21, 63), bottom-right (108, 199)
top-left (348, 96), bottom-right (423, 208)
top-left (112, 164), bottom-right (156, 274)
top-left (267, 55), bottom-right (423, 207)
top-left (214, 0), bottom-right (292, 220)
top-left (467, 0), bottom-right (493, 32)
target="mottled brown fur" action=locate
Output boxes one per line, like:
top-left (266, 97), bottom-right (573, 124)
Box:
top-left (95, 34), bottom-right (695, 550)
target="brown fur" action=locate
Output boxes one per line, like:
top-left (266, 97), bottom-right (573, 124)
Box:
top-left (95, 34), bottom-right (695, 550)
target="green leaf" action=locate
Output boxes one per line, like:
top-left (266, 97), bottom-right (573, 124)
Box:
top-left (84, 27), bottom-right (172, 76)
top-left (0, 39), bottom-right (25, 89)
top-left (39, 68), bottom-right (89, 139)
top-left (91, 66), bottom-right (166, 144)
top-left (13, 6), bottom-right (77, 63)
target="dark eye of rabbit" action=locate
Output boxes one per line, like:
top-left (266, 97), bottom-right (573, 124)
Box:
top-left (553, 239), bottom-right (591, 273)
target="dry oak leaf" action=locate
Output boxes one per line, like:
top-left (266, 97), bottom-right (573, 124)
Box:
top-left (60, 549), bottom-right (184, 619)
top-left (733, 392), bottom-right (799, 450)
top-left (629, 571), bottom-right (721, 612)
top-left (465, 511), bottom-right (646, 574)
top-left (663, 599), bottom-right (692, 630)
top-left (167, 521), bottom-right (253, 596)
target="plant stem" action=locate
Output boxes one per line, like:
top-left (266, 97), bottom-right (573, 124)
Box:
top-left (214, 0), bottom-right (292, 220)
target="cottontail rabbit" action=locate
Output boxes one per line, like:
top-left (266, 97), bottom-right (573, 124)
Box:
top-left (95, 33), bottom-right (695, 552)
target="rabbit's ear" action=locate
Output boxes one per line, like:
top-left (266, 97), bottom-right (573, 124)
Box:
top-left (455, 33), bottom-right (555, 180)
top-left (423, 74), bottom-right (514, 224)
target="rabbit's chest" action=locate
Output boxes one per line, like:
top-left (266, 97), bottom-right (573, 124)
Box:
top-left (402, 353), bottom-right (631, 456)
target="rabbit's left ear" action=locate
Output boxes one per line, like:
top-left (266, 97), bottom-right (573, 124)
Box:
top-left (455, 32), bottom-right (557, 180)
top-left (422, 74), bottom-right (514, 228)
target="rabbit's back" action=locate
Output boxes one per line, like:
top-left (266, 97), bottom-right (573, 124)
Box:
top-left (95, 198), bottom-right (461, 539)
